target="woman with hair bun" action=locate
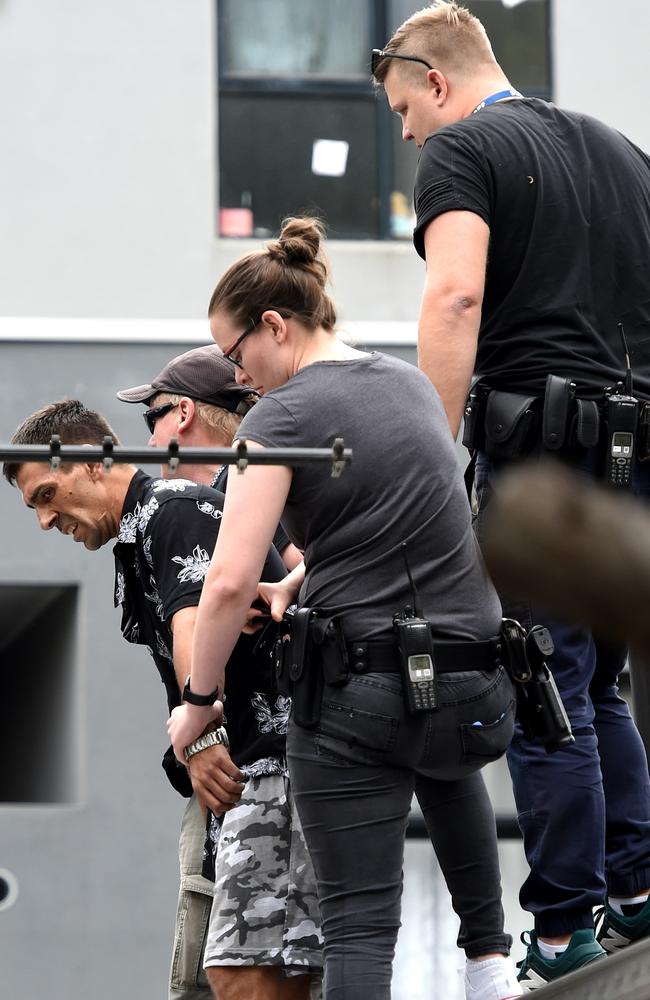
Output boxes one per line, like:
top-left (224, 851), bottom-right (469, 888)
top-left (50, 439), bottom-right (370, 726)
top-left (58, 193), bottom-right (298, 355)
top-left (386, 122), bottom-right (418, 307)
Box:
top-left (168, 217), bottom-right (522, 999)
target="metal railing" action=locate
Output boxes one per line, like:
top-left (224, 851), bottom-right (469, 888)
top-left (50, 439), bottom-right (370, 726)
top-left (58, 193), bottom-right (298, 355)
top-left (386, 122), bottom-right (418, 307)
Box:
top-left (0, 437), bottom-right (352, 477)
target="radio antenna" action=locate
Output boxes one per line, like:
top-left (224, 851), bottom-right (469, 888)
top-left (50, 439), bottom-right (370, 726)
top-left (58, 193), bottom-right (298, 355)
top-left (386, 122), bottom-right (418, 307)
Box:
top-left (618, 322), bottom-right (634, 396)
top-left (401, 542), bottom-right (423, 617)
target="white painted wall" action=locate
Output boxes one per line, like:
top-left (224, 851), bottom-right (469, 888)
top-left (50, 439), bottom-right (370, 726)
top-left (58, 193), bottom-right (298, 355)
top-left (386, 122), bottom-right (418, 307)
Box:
top-left (553, 0), bottom-right (650, 150)
top-left (1, 1), bottom-right (647, 324)
top-left (0, 0), bottom-right (420, 322)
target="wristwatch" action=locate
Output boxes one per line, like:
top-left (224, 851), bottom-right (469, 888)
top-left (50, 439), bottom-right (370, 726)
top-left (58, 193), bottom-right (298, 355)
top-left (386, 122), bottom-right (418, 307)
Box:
top-left (184, 726), bottom-right (230, 761)
top-left (182, 675), bottom-right (220, 707)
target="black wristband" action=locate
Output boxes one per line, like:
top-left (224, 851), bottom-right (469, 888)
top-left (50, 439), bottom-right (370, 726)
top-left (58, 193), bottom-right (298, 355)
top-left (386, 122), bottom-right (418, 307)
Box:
top-left (182, 675), bottom-right (220, 707)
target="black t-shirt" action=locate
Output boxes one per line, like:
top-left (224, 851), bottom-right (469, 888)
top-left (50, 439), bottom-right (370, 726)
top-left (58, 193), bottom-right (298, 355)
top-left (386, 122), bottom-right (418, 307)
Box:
top-left (113, 470), bottom-right (287, 794)
top-left (413, 99), bottom-right (650, 399)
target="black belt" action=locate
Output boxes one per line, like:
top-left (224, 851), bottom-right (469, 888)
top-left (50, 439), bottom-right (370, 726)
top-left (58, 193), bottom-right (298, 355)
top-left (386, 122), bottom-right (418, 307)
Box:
top-left (345, 637), bottom-right (501, 675)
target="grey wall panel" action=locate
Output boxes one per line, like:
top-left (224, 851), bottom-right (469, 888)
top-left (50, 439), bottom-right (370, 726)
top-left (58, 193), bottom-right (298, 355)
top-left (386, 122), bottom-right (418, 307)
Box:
top-left (0, 342), bottom-right (199, 999)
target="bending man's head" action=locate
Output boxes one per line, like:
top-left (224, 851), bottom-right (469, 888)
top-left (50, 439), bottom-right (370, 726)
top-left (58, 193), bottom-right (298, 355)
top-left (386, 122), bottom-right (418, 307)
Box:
top-left (3, 399), bottom-right (129, 551)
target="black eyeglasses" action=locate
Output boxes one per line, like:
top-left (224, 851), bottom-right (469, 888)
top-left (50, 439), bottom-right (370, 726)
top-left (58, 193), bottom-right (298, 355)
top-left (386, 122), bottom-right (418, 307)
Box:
top-left (224, 316), bottom-right (262, 370)
top-left (371, 48), bottom-right (433, 77)
top-left (143, 401), bottom-right (178, 435)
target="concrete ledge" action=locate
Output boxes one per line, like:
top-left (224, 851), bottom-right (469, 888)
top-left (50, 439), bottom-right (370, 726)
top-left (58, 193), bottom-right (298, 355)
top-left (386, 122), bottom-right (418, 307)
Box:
top-left (0, 316), bottom-right (418, 346)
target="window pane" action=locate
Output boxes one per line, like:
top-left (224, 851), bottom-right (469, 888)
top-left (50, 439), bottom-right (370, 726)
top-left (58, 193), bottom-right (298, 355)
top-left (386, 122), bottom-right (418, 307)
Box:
top-left (465, 0), bottom-right (551, 95)
top-left (219, 92), bottom-right (380, 238)
top-left (220, 0), bottom-right (372, 79)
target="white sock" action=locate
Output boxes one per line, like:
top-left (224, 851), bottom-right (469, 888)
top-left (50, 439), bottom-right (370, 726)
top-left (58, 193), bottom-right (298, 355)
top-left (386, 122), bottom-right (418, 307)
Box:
top-left (609, 892), bottom-right (649, 915)
top-left (537, 938), bottom-right (569, 960)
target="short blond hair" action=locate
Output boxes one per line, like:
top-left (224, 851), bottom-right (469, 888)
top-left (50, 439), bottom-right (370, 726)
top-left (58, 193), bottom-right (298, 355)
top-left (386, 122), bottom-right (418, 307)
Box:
top-left (374, 2), bottom-right (496, 85)
top-left (155, 392), bottom-right (242, 445)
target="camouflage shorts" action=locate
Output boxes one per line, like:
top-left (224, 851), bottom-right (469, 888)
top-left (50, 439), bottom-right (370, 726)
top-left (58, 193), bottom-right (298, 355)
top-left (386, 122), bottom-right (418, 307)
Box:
top-left (203, 772), bottom-right (323, 972)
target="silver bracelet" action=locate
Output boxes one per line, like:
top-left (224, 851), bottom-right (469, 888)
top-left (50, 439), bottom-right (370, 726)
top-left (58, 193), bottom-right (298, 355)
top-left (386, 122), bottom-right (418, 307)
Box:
top-left (184, 726), bottom-right (230, 761)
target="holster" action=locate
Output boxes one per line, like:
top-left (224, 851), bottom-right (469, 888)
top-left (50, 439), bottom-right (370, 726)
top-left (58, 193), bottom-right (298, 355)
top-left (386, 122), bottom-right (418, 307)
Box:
top-left (273, 609), bottom-right (350, 729)
top-left (288, 608), bottom-right (322, 729)
top-left (500, 619), bottom-right (574, 754)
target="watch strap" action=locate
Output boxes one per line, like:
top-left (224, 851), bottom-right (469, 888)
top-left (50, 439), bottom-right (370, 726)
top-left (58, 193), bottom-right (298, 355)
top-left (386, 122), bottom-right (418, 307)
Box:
top-left (182, 675), bottom-right (220, 707)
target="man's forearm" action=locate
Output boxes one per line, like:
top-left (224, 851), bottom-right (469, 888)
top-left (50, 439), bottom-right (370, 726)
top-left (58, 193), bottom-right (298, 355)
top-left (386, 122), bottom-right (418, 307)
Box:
top-left (417, 211), bottom-right (488, 438)
top-left (418, 285), bottom-right (481, 439)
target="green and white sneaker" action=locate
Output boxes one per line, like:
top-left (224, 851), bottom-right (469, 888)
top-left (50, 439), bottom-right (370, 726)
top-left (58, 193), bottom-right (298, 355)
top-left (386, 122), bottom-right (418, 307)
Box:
top-left (517, 928), bottom-right (605, 990)
top-left (596, 898), bottom-right (650, 953)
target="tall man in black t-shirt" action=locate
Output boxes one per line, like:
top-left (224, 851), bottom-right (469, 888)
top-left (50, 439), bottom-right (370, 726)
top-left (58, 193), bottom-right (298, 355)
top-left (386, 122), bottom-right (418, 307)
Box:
top-left (374, 0), bottom-right (650, 990)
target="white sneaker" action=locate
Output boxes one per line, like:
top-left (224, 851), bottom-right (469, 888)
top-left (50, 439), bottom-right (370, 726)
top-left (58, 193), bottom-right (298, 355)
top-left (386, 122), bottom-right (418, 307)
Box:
top-left (465, 955), bottom-right (524, 999)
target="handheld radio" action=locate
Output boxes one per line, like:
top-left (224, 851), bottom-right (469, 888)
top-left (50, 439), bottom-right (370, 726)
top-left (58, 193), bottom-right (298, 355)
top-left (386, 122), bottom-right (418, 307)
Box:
top-left (393, 544), bottom-right (438, 713)
top-left (605, 323), bottom-right (638, 489)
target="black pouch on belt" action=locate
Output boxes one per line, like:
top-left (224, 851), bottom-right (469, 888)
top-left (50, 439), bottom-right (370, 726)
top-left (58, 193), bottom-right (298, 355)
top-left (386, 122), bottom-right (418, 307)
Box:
top-left (462, 383), bottom-right (489, 451)
top-left (289, 607), bottom-right (323, 729)
top-left (311, 614), bottom-right (350, 687)
top-left (271, 627), bottom-right (293, 696)
top-left (570, 398), bottom-right (600, 450)
top-left (542, 374), bottom-right (575, 451)
top-left (484, 390), bottom-right (540, 460)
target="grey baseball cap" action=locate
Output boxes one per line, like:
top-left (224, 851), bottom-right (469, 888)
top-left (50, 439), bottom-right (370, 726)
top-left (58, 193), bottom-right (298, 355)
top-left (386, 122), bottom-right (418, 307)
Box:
top-left (116, 345), bottom-right (259, 414)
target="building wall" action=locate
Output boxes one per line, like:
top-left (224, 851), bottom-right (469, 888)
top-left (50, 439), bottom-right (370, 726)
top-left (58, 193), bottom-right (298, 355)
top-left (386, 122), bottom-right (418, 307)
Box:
top-left (3, 1), bottom-right (646, 325)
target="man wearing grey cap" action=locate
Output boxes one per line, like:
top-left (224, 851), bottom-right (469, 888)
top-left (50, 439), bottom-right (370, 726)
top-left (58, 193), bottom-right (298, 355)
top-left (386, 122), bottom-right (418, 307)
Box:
top-left (117, 345), bottom-right (301, 568)
top-left (117, 347), bottom-right (318, 1000)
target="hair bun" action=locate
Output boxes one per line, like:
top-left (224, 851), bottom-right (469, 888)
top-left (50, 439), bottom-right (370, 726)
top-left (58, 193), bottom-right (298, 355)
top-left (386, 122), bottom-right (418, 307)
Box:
top-left (275, 216), bottom-right (324, 266)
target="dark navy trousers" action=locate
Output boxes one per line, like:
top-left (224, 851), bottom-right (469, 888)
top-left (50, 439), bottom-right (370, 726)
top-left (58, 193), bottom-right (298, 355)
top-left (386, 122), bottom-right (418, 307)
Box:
top-left (475, 450), bottom-right (650, 936)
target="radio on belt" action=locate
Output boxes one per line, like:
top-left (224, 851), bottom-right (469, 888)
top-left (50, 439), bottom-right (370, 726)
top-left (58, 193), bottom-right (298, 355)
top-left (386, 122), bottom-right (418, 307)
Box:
top-left (393, 543), bottom-right (438, 714)
top-left (394, 610), bottom-right (438, 712)
top-left (605, 323), bottom-right (639, 490)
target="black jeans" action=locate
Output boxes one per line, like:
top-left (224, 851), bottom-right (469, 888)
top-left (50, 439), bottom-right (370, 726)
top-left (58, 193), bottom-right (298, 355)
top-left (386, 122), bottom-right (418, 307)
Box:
top-left (287, 666), bottom-right (515, 999)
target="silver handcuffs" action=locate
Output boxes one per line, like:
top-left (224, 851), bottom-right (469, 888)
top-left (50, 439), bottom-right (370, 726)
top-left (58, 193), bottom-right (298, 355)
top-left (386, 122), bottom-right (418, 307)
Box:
top-left (183, 726), bottom-right (230, 761)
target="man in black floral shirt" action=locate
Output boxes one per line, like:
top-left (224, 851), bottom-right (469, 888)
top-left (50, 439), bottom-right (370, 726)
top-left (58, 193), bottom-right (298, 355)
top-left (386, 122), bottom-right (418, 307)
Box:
top-left (4, 390), bottom-right (322, 1000)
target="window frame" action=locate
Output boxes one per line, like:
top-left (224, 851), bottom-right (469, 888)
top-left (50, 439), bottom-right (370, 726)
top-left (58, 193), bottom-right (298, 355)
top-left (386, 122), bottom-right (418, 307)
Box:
top-left (215, 0), bottom-right (552, 241)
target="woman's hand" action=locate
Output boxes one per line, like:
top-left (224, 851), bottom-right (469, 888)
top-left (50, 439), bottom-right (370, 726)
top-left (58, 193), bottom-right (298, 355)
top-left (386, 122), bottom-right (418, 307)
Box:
top-left (257, 576), bottom-right (301, 621)
top-left (167, 701), bottom-right (223, 763)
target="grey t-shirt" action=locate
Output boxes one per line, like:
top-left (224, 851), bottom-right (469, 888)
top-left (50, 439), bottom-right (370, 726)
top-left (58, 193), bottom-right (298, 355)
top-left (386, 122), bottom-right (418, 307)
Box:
top-left (238, 351), bottom-right (501, 643)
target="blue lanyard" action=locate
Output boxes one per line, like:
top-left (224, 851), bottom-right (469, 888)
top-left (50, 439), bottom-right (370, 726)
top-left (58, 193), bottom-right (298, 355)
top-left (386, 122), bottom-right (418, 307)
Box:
top-left (472, 88), bottom-right (523, 114)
